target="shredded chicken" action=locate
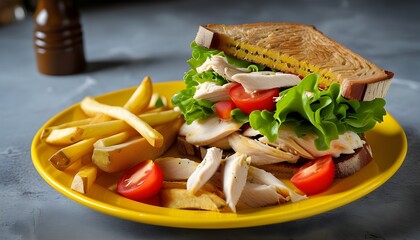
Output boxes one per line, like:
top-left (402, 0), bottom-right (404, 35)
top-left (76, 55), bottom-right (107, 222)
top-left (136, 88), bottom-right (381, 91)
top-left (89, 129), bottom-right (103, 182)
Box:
top-left (231, 71), bottom-right (301, 93)
top-left (187, 147), bottom-right (223, 194)
top-left (248, 166), bottom-right (307, 203)
top-left (193, 82), bottom-right (236, 102)
top-left (238, 182), bottom-right (281, 208)
top-left (228, 133), bottom-right (299, 165)
top-left (223, 152), bottom-right (251, 212)
top-left (259, 125), bottom-right (365, 158)
top-left (179, 116), bottom-right (242, 146)
top-left (156, 147), bottom-right (306, 212)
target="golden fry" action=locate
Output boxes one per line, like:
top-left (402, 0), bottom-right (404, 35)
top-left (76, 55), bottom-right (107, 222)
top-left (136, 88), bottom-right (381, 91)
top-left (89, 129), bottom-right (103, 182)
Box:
top-left (93, 130), bottom-right (137, 148)
top-left (44, 120), bottom-right (127, 145)
top-left (49, 137), bottom-right (97, 170)
top-left (92, 118), bottom-right (182, 173)
top-left (40, 118), bottom-right (92, 140)
top-left (70, 163), bottom-right (99, 194)
top-left (80, 96), bottom-right (163, 147)
top-left (44, 110), bottom-right (180, 145)
top-left (123, 75), bottom-right (153, 114)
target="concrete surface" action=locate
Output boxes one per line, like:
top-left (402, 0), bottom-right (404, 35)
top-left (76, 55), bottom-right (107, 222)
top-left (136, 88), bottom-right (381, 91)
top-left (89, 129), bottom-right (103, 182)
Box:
top-left (1, 0), bottom-right (419, 239)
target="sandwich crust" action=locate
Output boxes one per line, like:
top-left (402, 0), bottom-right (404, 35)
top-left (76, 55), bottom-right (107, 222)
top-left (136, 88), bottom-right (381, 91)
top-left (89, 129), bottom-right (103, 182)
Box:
top-left (195, 22), bottom-right (393, 100)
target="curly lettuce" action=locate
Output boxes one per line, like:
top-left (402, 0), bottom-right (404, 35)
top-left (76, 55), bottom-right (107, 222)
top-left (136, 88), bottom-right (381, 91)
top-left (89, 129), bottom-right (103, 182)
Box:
top-left (172, 41), bottom-right (264, 124)
top-left (249, 73), bottom-right (386, 151)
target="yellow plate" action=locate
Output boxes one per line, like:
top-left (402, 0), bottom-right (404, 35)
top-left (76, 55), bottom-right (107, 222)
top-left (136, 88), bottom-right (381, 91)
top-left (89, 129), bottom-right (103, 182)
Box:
top-left (31, 81), bottom-right (407, 229)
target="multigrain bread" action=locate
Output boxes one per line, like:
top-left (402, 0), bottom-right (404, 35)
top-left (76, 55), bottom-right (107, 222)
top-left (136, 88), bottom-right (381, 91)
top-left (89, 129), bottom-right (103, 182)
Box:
top-left (195, 22), bottom-right (393, 100)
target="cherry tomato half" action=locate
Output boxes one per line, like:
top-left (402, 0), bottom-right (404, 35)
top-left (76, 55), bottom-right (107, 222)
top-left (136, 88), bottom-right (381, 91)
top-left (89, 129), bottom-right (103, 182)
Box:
top-left (229, 84), bottom-right (279, 115)
top-left (290, 155), bottom-right (335, 196)
top-left (214, 100), bottom-right (236, 120)
top-left (117, 160), bottom-right (163, 202)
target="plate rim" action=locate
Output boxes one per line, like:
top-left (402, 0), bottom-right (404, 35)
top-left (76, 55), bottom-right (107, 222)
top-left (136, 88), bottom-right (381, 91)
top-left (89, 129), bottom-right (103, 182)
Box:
top-left (31, 81), bottom-right (408, 229)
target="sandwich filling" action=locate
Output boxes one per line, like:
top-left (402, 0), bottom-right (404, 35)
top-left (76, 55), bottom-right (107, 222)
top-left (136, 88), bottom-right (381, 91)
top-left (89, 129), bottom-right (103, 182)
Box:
top-left (172, 42), bottom-right (386, 162)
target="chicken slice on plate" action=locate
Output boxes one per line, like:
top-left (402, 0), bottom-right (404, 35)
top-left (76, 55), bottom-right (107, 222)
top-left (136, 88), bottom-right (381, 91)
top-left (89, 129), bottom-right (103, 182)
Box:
top-left (155, 157), bottom-right (198, 181)
top-left (180, 116), bottom-right (242, 146)
top-left (260, 125), bottom-right (365, 159)
top-left (248, 166), bottom-right (307, 203)
top-left (238, 182), bottom-right (281, 208)
top-left (187, 147), bottom-right (223, 194)
top-left (223, 152), bottom-right (251, 213)
top-left (228, 133), bottom-right (299, 165)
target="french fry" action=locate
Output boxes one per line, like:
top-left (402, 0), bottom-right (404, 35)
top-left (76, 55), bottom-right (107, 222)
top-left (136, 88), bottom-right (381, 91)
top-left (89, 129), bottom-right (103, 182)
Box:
top-left (70, 163), bottom-right (99, 194)
top-left (40, 118), bottom-right (93, 140)
top-left (89, 114), bottom-right (111, 123)
top-left (123, 75), bottom-right (153, 114)
top-left (92, 118), bottom-right (182, 173)
top-left (42, 76), bottom-right (155, 140)
top-left (80, 96), bottom-right (164, 147)
top-left (72, 75), bottom-right (153, 120)
top-left (93, 130), bottom-right (137, 148)
top-left (68, 77), bottom-right (153, 192)
top-left (138, 109), bottom-right (180, 123)
top-left (47, 76), bottom-right (156, 166)
top-left (44, 110), bottom-right (180, 145)
top-left (45, 76), bottom-right (181, 199)
top-left (92, 104), bottom-right (180, 148)
top-left (44, 119), bottom-right (128, 145)
top-left (49, 137), bottom-right (97, 170)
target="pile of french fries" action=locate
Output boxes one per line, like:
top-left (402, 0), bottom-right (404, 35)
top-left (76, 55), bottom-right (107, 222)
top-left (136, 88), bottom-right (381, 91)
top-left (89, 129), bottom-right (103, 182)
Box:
top-left (40, 76), bottom-right (182, 194)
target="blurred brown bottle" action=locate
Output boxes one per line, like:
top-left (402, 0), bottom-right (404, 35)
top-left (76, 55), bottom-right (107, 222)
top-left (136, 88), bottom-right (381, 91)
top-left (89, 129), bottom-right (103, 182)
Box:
top-left (34, 0), bottom-right (86, 75)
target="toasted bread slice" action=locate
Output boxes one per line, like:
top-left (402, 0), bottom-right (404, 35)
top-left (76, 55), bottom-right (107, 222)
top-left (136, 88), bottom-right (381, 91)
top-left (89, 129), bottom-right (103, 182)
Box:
top-left (195, 23), bottom-right (393, 100)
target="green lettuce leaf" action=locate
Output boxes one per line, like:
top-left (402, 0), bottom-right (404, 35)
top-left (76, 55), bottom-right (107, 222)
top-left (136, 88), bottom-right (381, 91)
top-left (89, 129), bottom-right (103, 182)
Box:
top-left (249, 73), bottom-right (386, 150)
top-left (230, 108), bottom-right (249, 124)
top-left (172, 41), bottom-right (263, 124)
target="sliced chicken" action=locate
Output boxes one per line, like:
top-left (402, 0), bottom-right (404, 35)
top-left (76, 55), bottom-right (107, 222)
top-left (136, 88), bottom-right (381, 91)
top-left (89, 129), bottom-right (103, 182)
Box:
top-left (196, 55), bottom-right (249, 80)
top-left (238, 182), bottom-right (281, 208)
top-left (271, 125), bottom-right (365, 158)
top-left (231, 72), bottom-right (301, 93)
top-left (228, 133), bottom-right (299, 165)
top-left (180, 116), bottom-right (242, 146)
top-left (223, 152), bottom-right (251, 213)
top-left (242, 125), bottom-right (261, 137)
top-left (193, 82), bottom-right (236, 102)
top-left (208, 137), bottom-right (232, 150)
top-left (187, 147), bottom-right (223, 194)
top-left (248, 166), bottom-right (307, 203)
top-left (258, 136), bottom-right (314, 159)
top-left (155, 157), bottom-right (198, 181)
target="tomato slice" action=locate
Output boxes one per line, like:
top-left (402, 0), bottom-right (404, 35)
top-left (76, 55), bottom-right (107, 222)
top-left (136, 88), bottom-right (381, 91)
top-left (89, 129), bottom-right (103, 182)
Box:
top-left (117, 160), bottom-right (163, 202)
top-left (214, 100), bottom-right (236, 120)
top-left (290, 155), bottom-right (335, 196)
top-left (229, 84), bottom-right (279, 115)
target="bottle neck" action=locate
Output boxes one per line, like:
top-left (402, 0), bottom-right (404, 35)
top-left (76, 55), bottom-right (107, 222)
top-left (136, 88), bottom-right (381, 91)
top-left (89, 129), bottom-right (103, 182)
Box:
top-left (34, 0), bottom-right (80, 32)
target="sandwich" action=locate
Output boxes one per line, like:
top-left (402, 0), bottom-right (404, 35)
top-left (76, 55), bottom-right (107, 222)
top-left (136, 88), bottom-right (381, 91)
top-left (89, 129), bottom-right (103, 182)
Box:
top-left (171, 23), bottom-right (392, 192)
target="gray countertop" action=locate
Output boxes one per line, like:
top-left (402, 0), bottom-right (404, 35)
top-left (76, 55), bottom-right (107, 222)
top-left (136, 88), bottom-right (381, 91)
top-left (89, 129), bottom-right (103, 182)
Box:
top-left (1, 0), bottom-right (419, 239)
